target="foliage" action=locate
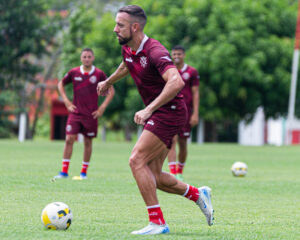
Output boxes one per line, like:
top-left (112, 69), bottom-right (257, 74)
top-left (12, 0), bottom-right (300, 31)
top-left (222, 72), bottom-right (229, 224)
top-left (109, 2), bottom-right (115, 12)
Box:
top-left (0, 0), bottom-right (61, 137)
top-left (49, 0), bottom-right (300, 139)
top-left (133, 0), bottom-right (298, 121)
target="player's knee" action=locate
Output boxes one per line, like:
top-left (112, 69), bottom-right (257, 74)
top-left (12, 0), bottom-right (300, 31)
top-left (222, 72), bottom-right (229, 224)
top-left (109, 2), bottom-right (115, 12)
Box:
top-left (129, 151), bottom-right (144, 172)
top-left (65, 136), bottom-right (76, 145)
top-left (84, 138), bottom-right (92, 148)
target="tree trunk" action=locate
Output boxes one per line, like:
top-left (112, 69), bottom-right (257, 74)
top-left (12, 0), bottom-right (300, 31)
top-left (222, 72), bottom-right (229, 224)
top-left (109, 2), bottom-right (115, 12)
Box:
top-left (204, 121), bottom-right (218, 142)
top-left (31, 46), bottom-right (62, 138)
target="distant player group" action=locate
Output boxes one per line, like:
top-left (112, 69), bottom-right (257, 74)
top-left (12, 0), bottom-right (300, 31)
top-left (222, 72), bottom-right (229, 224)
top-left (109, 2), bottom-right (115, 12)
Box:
top-left (53, 5), bottom-right (214, 235)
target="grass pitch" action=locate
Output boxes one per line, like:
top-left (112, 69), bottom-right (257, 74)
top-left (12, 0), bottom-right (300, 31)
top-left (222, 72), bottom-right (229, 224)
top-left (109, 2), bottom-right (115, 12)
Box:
top-left (0, 139), bottom-right (300, 240)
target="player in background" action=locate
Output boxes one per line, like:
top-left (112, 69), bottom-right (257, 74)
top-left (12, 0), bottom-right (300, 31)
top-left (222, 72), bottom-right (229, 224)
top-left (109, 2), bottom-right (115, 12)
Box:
top-left (167, 45), bottom-right (200, 181)
top-left (97, 5), bottom-right (213, 235)
top-left (53, 48), bottom-right (115, 180)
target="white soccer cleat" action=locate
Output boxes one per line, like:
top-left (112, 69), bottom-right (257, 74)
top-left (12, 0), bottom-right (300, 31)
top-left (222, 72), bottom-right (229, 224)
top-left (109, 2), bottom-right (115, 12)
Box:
top-left (131, 222), bottom-right (170, 235)
top-left (52, 172), bottom-right (68, 181)
top-left (196, 186), bottom-right (214, 226)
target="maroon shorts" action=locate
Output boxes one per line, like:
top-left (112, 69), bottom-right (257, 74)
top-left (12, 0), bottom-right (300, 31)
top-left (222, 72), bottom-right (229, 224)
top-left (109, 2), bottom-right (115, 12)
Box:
top-left (66, 114), bottom-right (98, 138)
top-left (143, 103), bottom-right (187, 149)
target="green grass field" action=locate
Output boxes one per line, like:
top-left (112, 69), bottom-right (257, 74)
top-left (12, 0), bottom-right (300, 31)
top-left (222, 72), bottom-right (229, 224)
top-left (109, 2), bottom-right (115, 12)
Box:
top-left (1, 139), bottom-right (300, 240)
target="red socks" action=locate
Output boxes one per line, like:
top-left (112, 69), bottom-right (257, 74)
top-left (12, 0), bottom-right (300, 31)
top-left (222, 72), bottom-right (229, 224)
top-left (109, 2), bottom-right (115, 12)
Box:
top-left (61, 159), bottom-right (70, 174)
top-left (177, 162), bottom-right (185, 174)
top-left (147, 205), bottom-right (166, 225)
top-left (81, 162), bottom-right (89, 175)
top-left (183, 184), bottom-right (199, 202)
top-left (169, 162), bottom-right (185, 175)
top-left (168, 163), bottom-right (177, 175)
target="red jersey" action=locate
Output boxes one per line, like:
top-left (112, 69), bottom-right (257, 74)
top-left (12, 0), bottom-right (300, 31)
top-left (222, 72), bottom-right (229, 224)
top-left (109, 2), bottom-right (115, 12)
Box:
top-left (179, 64), bottom-right (199, 113)
top-left (122, 35), bottom-right (185, 112)
top-left (62, 65), bottom-right (107, 117)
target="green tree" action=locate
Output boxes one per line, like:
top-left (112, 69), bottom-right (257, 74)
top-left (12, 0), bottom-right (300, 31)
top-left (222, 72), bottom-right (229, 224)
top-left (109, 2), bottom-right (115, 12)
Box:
top-left (58, 0), bottom-right (299, 141)
top-left (131, 0), bottom-right (298, 141)
top-left (0, 0), bottom-right (60, 138)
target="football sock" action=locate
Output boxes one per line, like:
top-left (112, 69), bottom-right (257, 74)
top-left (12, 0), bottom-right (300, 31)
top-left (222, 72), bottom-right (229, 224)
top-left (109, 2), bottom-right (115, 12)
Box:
top-left (176, 162), bottom-right (185, 174)
top-left (183, 184), bottom-right (199, 202)
top-left (61, 159), bottom-right (70, 174)
top-left (147, 205), bottom-right (166, 225)
top-left (168, 162), bottom-right (177, 175)
top-left (81, 161), bottom-right (89, 175)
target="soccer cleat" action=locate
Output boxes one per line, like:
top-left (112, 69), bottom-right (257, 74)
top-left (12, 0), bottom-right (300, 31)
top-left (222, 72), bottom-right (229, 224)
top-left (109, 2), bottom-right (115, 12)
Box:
top-left (176, 173), bottom-right (184, 182)
top-left (196, 186), bottom-right (214, 226)
top-left (72, 172), bottom-right (87, 180)
top-left (53, 172), bottom-right (68, 180)
top-left (131, 222), bottom-right (170, 235)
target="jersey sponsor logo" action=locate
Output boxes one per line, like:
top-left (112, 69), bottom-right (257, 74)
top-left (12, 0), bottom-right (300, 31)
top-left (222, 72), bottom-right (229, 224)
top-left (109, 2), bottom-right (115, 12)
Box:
top-left (182, 72), bottom-right (190, 80)
top-left (140, 56), bottom-right (147, 68)
top-left (66, 124), bottom-right (72, 132)
top-left (74, 76), bottom-right (83, 81)
top-left (171, 105), bottom-right (177, 110)
top-left (183, 132), bottom-right (190, 136)
top-left (160, 56), bottom-right (172, 61)
top-left (147, 120), bottom-right (155, 126)
top-left (89, 75), bottom-right (97, 84)
top-left (125, 57), bottom-right (133, 62)
top-left (87, 132), bottom-right (95, 136)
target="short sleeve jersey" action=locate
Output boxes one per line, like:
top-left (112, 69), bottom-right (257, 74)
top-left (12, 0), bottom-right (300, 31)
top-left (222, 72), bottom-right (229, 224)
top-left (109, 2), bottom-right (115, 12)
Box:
top-left (179, 64), bottom-right (200, 112)
top-left (62, 65), bottom-right (107, 117)
top-left (122, 36), bottom-right (184, 110)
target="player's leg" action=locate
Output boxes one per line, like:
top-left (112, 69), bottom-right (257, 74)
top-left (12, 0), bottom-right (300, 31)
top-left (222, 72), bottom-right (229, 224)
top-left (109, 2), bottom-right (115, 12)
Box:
top-left (73, 118), bottom-right (97, 180)
top-left (176, 136), bottom-right (188, 181)
top-left (130, 130), bottom-right (170, 235)
top-left (167, 135), bottom-right (177, 176)
top-left (80, 137), bottom-right (92, 178)
top-left (147, 134), bottom-right (214, 227)
top-left (54, 134), bottom-right (77, 179)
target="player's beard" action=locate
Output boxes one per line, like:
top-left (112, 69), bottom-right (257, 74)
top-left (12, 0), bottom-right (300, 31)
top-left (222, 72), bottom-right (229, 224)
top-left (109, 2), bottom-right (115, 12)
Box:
top-left (117, 29), bottom-right (133, 45)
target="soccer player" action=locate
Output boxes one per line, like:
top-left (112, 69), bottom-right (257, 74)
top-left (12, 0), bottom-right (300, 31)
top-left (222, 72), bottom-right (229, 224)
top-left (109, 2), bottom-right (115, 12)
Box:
top-left (53, 48), bottom-right (115, 180)
top-left (97, 5), bottom-right (213, 235)
top-left (167, 45), bottom-right (200, 181)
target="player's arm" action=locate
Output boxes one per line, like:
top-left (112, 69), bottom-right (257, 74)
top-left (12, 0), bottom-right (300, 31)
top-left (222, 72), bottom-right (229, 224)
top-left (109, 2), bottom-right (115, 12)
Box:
top-left (92, 86), bottom-right (115, 119)
top-left (97, 61), bottom-right (129, 96)
top-left (134, 67), bottom-right (184, 125)
top-left (58, 80), bottom-right (77, 113)
top-left (190, 85), bottom-right (199, 127)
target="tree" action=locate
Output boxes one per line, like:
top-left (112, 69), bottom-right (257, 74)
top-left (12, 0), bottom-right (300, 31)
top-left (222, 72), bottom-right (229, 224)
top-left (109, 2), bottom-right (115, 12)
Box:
top-left (57, 0), bottom-right (299, 141)
top-left (131, 0), bottom-right (298, 141)
top-left (0, 0), bottom-right (60, 138)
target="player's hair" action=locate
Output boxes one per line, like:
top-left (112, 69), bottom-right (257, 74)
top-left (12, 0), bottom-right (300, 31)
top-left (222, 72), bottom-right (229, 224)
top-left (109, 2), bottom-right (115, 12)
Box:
top-left (118, 5), bottom-right (147, 30)
top-left (172, 45), bottom-right (185, 52)
top-left (81, 48), bottom-right (94, 55)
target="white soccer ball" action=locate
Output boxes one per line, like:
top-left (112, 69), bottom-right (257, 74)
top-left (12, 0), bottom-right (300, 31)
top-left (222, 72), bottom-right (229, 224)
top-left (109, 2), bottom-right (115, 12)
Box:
top-left (231, 161), bottom-right (248, 177)
top-left (41, 202), bottom-right (73, 230)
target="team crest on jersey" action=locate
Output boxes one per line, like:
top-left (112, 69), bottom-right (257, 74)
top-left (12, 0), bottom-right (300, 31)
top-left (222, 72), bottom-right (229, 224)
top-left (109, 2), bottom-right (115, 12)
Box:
top-left (89, 76), bottom-right (97, 84)
top-left (140, 56), bottom-right (147, 68)
top-left (182, 72), bottom-right (190, 80)
top-left (66, 124), bottom-right (72, 132)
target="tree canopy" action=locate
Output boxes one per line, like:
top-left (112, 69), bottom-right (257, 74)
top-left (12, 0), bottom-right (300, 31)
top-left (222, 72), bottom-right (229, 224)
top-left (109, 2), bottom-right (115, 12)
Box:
top-left (1, 0), bottom-right (299, 139)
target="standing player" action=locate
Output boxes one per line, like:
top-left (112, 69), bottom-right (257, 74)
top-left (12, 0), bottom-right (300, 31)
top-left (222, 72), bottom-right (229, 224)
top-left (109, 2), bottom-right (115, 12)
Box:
top-left (97, 5), bottom-right (213, 235)
top-left (54, 48), bottom-right (115, 180)
top-left (168, 45), bottom-right (200, 181)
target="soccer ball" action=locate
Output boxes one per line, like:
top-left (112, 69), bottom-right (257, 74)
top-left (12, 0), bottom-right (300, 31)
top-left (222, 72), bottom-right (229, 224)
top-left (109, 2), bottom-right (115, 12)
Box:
top-left (231, 161), bottom-right (248, 177)
top-left (41, 202), bottom-right (73, 230)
